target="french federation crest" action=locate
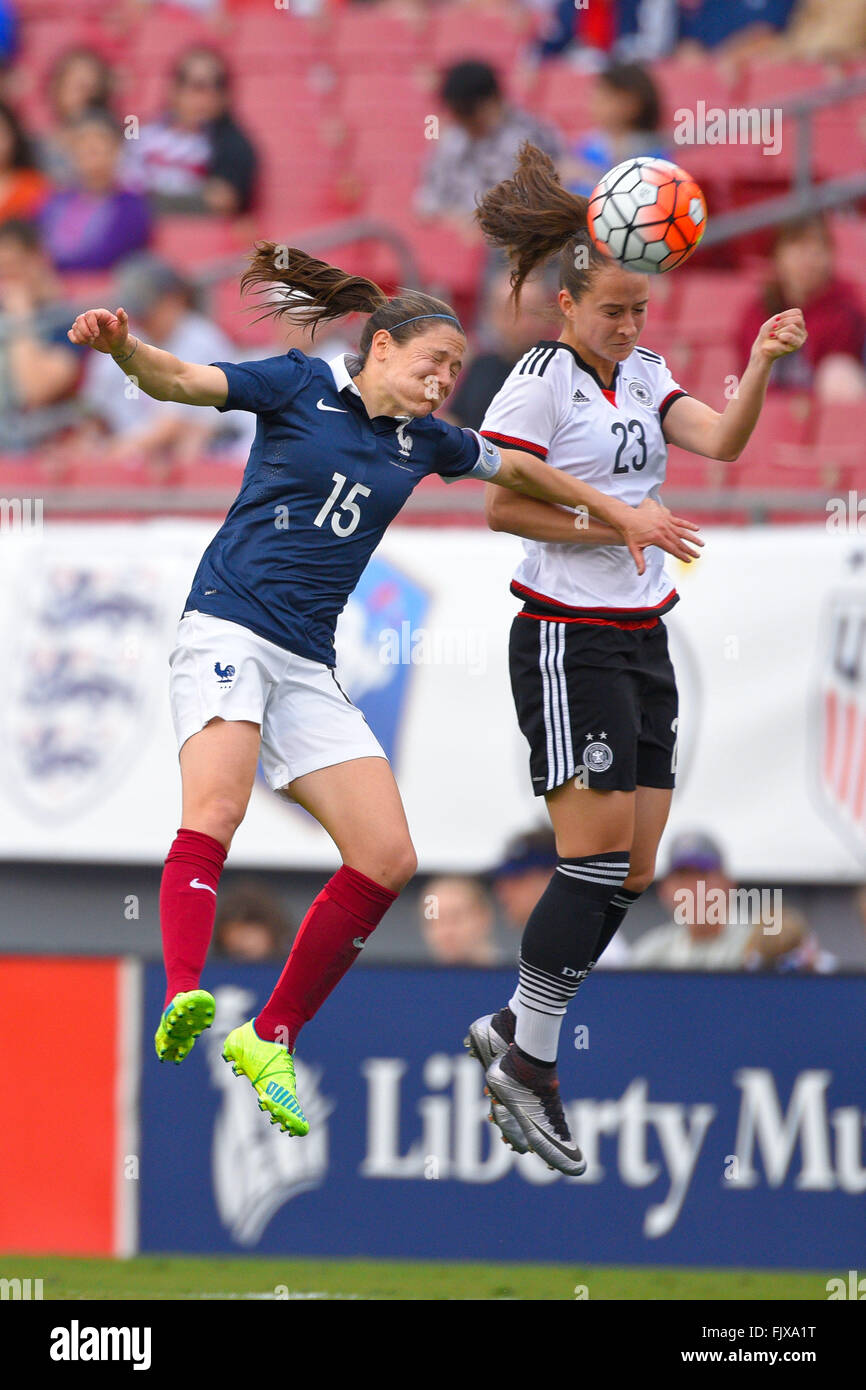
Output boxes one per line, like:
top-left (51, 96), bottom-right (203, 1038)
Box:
top-left (815, 589), bottom-right (866, 856)
top-left (207, 986), bottom-right (333, 1247)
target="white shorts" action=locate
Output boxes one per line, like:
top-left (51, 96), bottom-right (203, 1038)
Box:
top-left (168, 610), bottom-right (387, 791)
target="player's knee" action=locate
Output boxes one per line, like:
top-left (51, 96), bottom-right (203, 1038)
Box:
top-left (190, 794), bottom-right (248, 846)
top-left (376, 840), bottom-right (418, 892)
top-left (624, 863), bottom-right (655, 894)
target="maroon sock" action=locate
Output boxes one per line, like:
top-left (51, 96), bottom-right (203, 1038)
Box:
top-left (159, 828), bottom-right (227, 1007)
top-left (255, 864), bottom-right (397, 1050)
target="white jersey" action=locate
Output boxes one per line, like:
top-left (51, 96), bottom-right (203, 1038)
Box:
top-left (480, 340), bottom-right (688, 619)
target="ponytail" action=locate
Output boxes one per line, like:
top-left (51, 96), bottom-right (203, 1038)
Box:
top-left (475, 141), bottom-right (608, 307)
top-left (240, 242), bottom-right (463, 361)
top-left (240, 242), bottom-right (388, 333)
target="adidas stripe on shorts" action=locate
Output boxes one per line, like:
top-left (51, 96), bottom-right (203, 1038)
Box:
top-left (168, 610), bottom-right (386, 793)
top-left (508, 612), bottom-right (679, 795)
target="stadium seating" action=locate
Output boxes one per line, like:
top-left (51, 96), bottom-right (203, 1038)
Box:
top-left (5, 3), bottom-right (866, 520)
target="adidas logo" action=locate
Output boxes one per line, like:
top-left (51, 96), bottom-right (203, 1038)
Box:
top-left (572, 389), bottom-right (590, 404)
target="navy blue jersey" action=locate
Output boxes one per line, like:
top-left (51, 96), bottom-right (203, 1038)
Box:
top-left (183, 349), bottom-right (499, 665)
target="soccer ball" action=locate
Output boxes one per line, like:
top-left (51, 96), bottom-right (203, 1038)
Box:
top-left (587, 157), bottom-right (707, 275)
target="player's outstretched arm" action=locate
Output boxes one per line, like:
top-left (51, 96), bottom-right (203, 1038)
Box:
top-left (662, 308), bottom-right (807, 462)
top-left (68, 307), bottom-right (229, 407)
top-left (490, 445), bottom-right (702, 574)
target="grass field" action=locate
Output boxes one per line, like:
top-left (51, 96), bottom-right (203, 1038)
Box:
top-left (1, 1255), bottom-right (831, 1301)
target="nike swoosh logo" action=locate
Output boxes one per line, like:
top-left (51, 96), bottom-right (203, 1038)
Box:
top-left (316, 399), bottom-right (347, 413)
top-left (189, 878), bottom-right (217, 895)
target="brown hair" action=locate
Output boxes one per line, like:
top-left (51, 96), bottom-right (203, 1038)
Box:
top-left (240, 242), bottom-right (463, 362)
top-left (475, 141), bottom-right (609, 309)
top-left (763, 212), bottom-right (833, 316)
top-left (214, 880), bottom-right (293, 954)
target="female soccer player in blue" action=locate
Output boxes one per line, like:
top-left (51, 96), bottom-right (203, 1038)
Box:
top-left (68, 242), bottom-right (701, 1136)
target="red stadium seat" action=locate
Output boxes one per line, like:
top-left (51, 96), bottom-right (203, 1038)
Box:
top-left (227, 12), bottom-right (325, 67)
top-left (151, 217), bottom-right (247, 271)
top-left (128, 9), bottom-right (231, 64)
top-left (674, 271), bottom-right (763, 345)
top-left (735, 443), bottom-right (858, 493)
top-left (60, 272), bottom-right (115, 310)
top-left (664, 445), bottom-right (729, 490)
top-left (325, 8), bottom-right (428, 66)
top-left (813, 111), bottom-right (866, 181)
top-left (740, 60), bottom-right (837, 107)
top-left (532, 64), bottom-right (594, 139)
top-left (813, 400), bottom-right (866, 448)
top-left (689, 346), bottom-right (744, 410)
top-left (653, 58), bottom-right (739, 131)
top-left (429, 7), bottom-right (527, 69)
top-left (737, 394), bottom-right (812, 465)
top-left (174, 459), bottom-right (244, 492)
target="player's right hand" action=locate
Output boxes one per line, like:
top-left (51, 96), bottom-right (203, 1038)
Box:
top-left (67, 306), bottom-right (131, 355)
top-left (618, 499), bottom-right (704, 574)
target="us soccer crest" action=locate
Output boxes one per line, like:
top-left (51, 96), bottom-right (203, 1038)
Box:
top-left (815, 589), bottom-right (866, 856)
top-left (207, 987), bottom-right (334, 1246)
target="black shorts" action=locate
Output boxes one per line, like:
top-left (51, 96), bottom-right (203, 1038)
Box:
top-left (509, 612), bottom-right (679, 795)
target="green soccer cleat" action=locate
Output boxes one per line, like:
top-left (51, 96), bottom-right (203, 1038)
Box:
top-left (222, 1020), bottom-right (309, 1136)
top-left (154, 989), bottom-right (215, 1064)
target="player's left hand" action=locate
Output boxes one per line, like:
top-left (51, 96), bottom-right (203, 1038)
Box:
top-left (754, 308), bottom-right (807, 362)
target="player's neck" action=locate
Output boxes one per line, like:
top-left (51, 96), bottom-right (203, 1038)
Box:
top-left (557, 331), bottom-right (617, 389)
top-left (352, 370), bottom-right (404, 420)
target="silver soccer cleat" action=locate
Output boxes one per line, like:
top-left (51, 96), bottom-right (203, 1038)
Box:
top-left (485, 1045), bottom-right (586, 1177)
top-left (464, 1009), bottom-right (530, 1155)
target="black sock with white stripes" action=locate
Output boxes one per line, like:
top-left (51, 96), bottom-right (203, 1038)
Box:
top-left (509, 852), bottom-right (630, 1064)
top-left (592, 887), bottom-right (643, 966)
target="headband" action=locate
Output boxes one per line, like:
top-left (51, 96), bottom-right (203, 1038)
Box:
top-left (386, 313), bottom-right (462, 331)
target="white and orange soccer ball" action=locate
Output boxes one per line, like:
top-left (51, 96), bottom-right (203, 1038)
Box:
top-left (587, 157), bottom-right (707, 274)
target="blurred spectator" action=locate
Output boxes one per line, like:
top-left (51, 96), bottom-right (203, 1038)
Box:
top-left (629, 831), bottom-right (753, 969)
top-left (38, 112), bottom-right (151, 272)
top-left (856, 885), bottom-right (866, 966)
top-left (214, 880), bottom-right (293, 961)
top-left (415, 60), bottom-right (562, 229)
top-left (79, 253), bottom-right (252, 464)
top-left (490, 825), bottom-right (630, 966)
top-left (38, 47), bottom-right (115, 187)
top-left (420, 875), bottom-right (501, 965)
top-left (772, 0), bottom-right (866, 59)
top-left (0, 101), bottom-right (49, 224)
top-left (532, 0), bottom-right (678, 65)
top-left (0, 219), bottom-right (84, 452)
top-left (442, 269), bottom-right (553, 429)
top-left (676, 0), bottom-right (797, 59)
top-left (743, 906), bottom-right (836, 973)
top-left (125, 46), bottom-right (258, 215)
top-left (736, 215), bottom-right (866, 400)
top-left (491, 827), bottom-right (558, 932)
top-left (562, 62), bottom-right (668, 198)
top-left (0, 0), bottom-right (17, 75)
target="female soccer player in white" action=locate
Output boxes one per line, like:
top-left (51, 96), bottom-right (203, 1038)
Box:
top-left (68, 243), bottom-right (701, 1136)
top-left (465, 145), bottom-right (807, 1175)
